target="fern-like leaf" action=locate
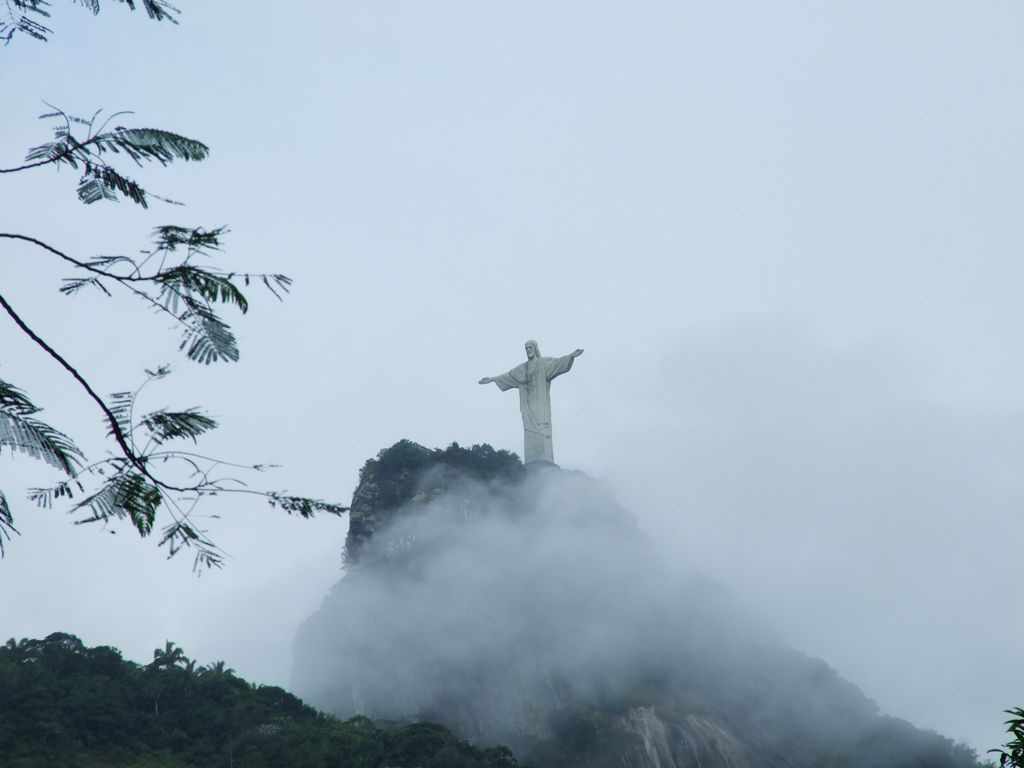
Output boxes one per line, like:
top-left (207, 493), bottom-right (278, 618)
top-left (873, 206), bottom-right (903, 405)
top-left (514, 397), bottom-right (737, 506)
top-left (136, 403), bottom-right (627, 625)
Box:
top-left (84, 254), bottom-right (136, 269)
top-left (177, 299), bottom-right (239, 364)
top-left (0, 490), bottom-right (16, 555)
top-left (96, 127), bottom-right (208, 166)
top-left (71, 469), bottom-right (161, 536)
top-left (77, 164), bottom-right (149, 207)
top-left (141, 408), bottom-right (217, 444)
top-left (106, 391), bottom-right (134, 441)
top-left (12, 0), bottom-right (49, 12)
top-left (159, 519), bottom-right (222, 570)
top-left (112, 0), bottom-right (179, 23)
top-left (70, 0), bottom-right (101, 14)
top-left (24, 129), bottom-right (75, 166)
top-left (28, 479), bottom-right (84, 508)
top-left (60, 275), bottom-right (111, 296)
top-left (76, 170), bottom-right (120, 204)
top-left (0, 379), bottom-right (40, 416)
top-left (157, 266), bottom-right (249, 314)
top-left (1, 1), bottom-right (51, 43)
top-left (3, 0), bottom-right (177, 44)
top-left (24, 113), bottom-right (205, 206)
top-left (152, 225), bottom-right (225, 254)
top-left (0, 381), bottom-right (82, 474)
top-left (259, 274), bottom-right (293, 300)
top-left (266, 493), bottom-right (349, 519)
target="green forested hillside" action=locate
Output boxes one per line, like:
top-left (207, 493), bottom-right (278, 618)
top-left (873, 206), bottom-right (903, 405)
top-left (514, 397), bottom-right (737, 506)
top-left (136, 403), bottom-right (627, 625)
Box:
top-left (0, 632), bottom-right (517, 768)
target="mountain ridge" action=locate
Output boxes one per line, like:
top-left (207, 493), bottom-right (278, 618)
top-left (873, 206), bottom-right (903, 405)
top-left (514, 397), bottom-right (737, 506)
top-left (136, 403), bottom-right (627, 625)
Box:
top-left (293, 440), bottom-right (982, 768)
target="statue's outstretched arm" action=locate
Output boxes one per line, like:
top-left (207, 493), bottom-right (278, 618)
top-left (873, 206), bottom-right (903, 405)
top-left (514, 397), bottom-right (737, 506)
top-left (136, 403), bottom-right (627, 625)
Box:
top-left (546, 349), bottom-right (583, 381)
top-left (482, 369), bottom-right (524, 390)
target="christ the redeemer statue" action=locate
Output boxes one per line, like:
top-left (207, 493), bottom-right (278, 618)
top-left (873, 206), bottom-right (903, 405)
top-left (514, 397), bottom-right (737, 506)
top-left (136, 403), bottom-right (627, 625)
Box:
top-left (479, 340), bottom-right (583, 465)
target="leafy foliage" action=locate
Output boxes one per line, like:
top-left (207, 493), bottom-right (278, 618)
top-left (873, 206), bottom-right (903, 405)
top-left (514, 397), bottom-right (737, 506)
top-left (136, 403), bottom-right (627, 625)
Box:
top-left (1, 0), bottom-right (178, 45)
top-left (2, 6), bottom-right (344, 566)
top-left (1, 113), bottom-right (341, 566)
top-left (832, 715), bottom-right (982, 768)
top-left (106, 389), bottom-right (135, 441)
top-left (140, 408), bottom-right (217, 444)
top-left (11, 366), bottom-right (344, 569)
top-left (71, 469), bottom-right (162, 536)
top-left (0, 0), bottom-right (53, 41)
top-left (345, 440), bottom-right (523, 565)
top-left (20, 110), bottom-right (208, 207)
top-left (0, 490), bottom-right (14, 554)
top-left (528, 704), bottom-right (638, 768)
top-left (0, 379), bottom-right (82, 474)
top-left (148, 640), bottom-right (186, 670)
top-left (175, 297), bottom-right (239, 364)
top-left (991, 709), bottom-right (1024, 768)
top-left (358, 440), bottom-right (523, 512)
top-left (266, 493), bottom-right (350, 519)
top-left (26, 479), bottom-right (82, 508)
top-left (156, 265), bottom-right (249, 314)
top-left (0, 633), bottom-right (519, 768)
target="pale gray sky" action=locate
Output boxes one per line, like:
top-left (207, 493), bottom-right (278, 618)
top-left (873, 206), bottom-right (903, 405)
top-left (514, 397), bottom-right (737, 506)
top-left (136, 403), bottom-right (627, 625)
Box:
top-left (2, 0), bottom-right (1022, 755)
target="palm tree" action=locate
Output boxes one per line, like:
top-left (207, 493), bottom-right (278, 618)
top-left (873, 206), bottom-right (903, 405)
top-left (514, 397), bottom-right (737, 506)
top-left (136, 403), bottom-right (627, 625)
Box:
top-left (149, 640), bottom-right (188, 670)
top-left (203, 660), bottom-right (235, 677)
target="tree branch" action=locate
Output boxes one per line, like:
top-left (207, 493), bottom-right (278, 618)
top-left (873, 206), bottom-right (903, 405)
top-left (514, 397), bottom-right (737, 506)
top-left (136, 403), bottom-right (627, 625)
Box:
top-left (0, 290), bottom-right (197, 494)
top-left (0, 157), bottom-right (68, 174)
top-left (0, 232), bottom-right (147, 280)
top-left (0, 132), bottom-right (104, 174)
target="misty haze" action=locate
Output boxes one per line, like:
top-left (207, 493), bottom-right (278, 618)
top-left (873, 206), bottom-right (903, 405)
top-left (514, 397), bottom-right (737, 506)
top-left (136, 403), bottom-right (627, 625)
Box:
top-left (289, 442), bottom-right (987, 767)
top-left (2, 2), bottom-right (1023, 767)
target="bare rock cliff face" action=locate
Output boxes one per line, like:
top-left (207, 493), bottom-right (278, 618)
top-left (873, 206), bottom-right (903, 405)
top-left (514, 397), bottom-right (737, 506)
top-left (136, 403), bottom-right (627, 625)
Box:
top-left (616, 709), bottom-right (752, 768)
top-left (293, 441), bottom-right (980, 768)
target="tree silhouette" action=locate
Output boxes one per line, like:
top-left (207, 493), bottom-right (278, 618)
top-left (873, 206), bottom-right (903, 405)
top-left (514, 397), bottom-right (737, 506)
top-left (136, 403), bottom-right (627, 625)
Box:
top-left (991, 709), bottom-right (1024, 768)
top-left (202, 660), bottom-right (235, 678)
top-left (149, 641), bottom-right (187, 671)
top-left (0, 633), bottom-right (521, 766)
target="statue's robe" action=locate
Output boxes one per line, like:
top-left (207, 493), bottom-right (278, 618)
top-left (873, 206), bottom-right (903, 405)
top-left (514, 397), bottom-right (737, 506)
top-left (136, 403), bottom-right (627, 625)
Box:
top-left (490, 354), bottom-right (576, 464)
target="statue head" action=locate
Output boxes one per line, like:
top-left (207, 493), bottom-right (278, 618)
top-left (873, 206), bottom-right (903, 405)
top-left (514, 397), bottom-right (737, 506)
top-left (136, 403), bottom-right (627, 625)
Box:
top-left (524, 340), bottom-right (540, 359)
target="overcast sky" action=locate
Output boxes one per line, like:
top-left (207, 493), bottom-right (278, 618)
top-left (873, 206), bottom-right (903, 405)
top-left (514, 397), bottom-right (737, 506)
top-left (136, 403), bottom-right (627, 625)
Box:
top-left (2, 0), bottom-right (1022, 755)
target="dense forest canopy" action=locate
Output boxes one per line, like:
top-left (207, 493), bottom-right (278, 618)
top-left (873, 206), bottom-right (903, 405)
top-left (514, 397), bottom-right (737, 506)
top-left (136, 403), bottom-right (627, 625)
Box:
top-left (0, 632), bottom-right (518, 768)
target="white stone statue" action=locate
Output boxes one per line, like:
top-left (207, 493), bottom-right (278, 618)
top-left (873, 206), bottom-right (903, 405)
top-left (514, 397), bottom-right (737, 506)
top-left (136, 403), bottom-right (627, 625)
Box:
top-left (479, 340), bottom-right (584, 464)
